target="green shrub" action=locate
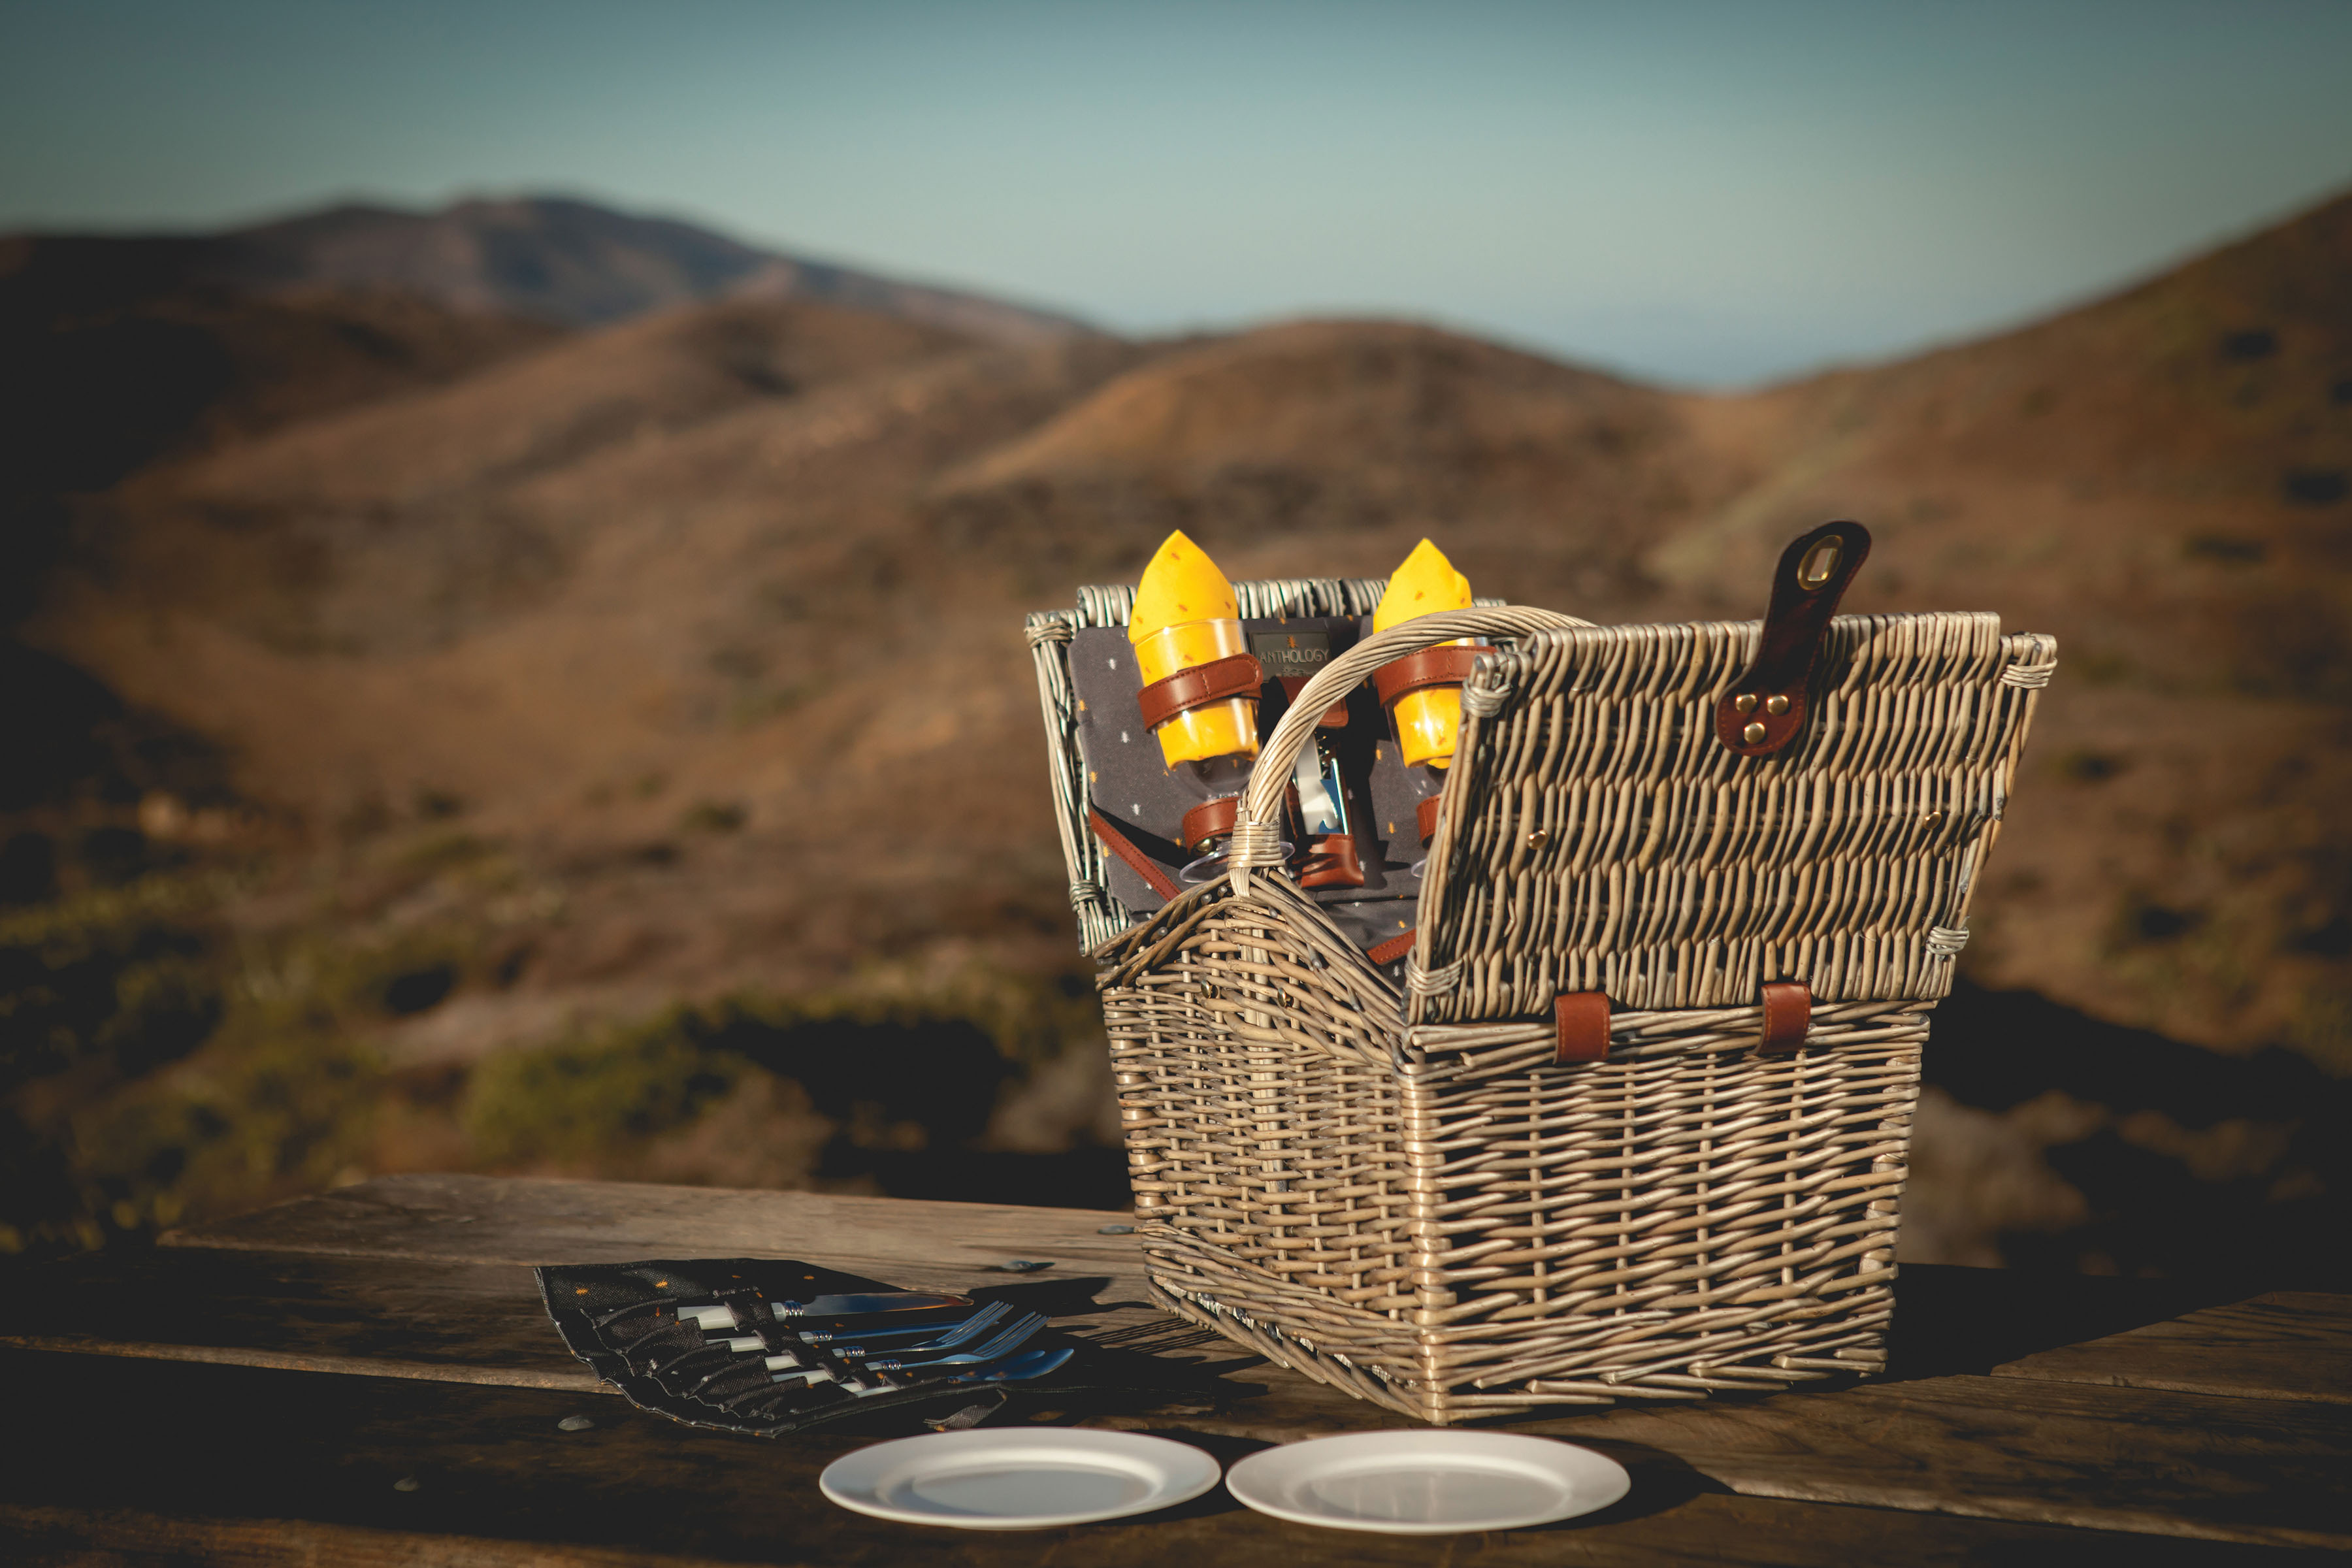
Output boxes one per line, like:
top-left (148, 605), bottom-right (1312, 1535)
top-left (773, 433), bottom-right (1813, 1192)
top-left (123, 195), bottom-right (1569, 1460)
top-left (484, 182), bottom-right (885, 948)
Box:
top-left (463, 1009), bottom-right (747, 1166)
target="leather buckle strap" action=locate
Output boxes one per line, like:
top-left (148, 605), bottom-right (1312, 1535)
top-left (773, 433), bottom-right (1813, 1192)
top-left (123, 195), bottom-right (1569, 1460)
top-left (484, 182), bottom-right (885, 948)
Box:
top-left (1179, 795), bottom-right (1243, 856)
top-left (1178, 789), bottom-right (1301, 858)
top-left (1089, 809), bottom-right (1181, 901)
top-left (1373, 644), bottom-right (1481, 708)
top-left (1758, 981), bottom-right (1812, 1055)
top-left (1137, 653), bottom-right (1264, 730)
top-left (1277, 674), bottom-right (1349, 729)
top-left (1365, 928), bottom-right (1416, 965)
top-left (1415, 794), bottom-right (1443, 847)
top-left (1555, 991), bottom-right (1610, 1065)
top-left (1298, 832), bottom-right (1364, 889)
top-left (1716, 521), bottom-right (1870, 759)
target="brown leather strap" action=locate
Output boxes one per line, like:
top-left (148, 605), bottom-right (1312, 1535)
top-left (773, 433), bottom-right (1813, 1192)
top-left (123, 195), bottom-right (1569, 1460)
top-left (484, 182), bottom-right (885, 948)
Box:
top-left (1758, 981), bottom-right (1812, 1055)
top-left (1136, 653), bottom-right (1264, 730)
top-left (1716, 521), bottom-right (1870, 759)
top-left (1277, 675), bottom-right (1348, 729)
top-left (1415, 795), bottom-right (1443, 847)
top-left (1088, 809), bottom-right (1181, 901)
top-left (1179, 796), bottom-right (1241, 855)
top-left (1373, 644), bottom-right (1481, 708)
top-left (1554, 991), bottom-right (1610, 1065)
top-left (1298, 833), bottom-right (1364, 889)
top-left (1365, 929), bottom-right (1416, 965)
top-left (1179, 789), bottom-right (1300, 856)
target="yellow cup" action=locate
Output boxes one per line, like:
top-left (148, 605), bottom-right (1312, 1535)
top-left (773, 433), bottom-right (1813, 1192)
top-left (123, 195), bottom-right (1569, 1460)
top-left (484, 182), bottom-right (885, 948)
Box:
top-left (1135, 619), bottom-right (1259, 767)
top-left (1391, 655), bottom-right (1471, 768)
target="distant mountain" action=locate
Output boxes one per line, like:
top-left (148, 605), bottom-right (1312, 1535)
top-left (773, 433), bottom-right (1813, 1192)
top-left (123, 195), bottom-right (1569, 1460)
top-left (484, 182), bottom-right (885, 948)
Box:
top-left (0, 195), bottom-right (1089, 614)
top-left (0, 258), bottom-right (563, 623)
top-left (1, 196), bottom-right (1090, 344)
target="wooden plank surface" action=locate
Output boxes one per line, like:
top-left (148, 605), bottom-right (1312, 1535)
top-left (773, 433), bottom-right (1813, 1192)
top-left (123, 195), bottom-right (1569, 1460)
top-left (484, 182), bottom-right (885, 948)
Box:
top-left (0, 1350), bottom-right (2295, 1568)
top-left (165, 1173), bottom-right (2298, 1380)
top-left (1995, 1292), bottom-right (2352, 1405)
top-left (0, 1248), bottom-right (602, 1391)
top-left (155, 1172), bottom-right (2352, 1407)
top-left (35, 1175), bottom-right (2337, 1547)
top-left (165, 1172), bottom-right (1157, 1301)
top-left (1516, 1375), bottom-right (2351, 1550)
top-left (0, 1506), bottom-right (734, 1568)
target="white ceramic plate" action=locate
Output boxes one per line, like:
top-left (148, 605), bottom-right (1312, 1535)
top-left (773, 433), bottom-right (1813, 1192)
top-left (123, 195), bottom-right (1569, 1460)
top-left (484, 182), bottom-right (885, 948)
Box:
top-left (819, 1428), bottom-right (1222, 1529)
top-left (1224, 1430), bottom-right (1630, 1534)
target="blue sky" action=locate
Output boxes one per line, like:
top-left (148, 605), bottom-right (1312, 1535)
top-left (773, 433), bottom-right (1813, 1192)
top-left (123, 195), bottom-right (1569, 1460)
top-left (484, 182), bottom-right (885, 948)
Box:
top-left (4, 0), bottom-right (2348, 385)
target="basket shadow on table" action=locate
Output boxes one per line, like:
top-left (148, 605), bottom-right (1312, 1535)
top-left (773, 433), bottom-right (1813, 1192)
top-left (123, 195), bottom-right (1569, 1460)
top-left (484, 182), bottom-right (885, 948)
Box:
top-left (1880, 1263), bottom-right (2257, 1384)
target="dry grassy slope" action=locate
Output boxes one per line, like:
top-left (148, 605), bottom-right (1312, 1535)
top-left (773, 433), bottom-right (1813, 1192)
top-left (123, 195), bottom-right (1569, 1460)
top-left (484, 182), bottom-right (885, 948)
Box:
top-left (930, 319), bottom-right (1733, 606)
top-left (1656, 193), bottom-right (2352, 1066)
top-left (38, 302), bottom-right (1151, 1020)
top-left (35, 313), bottom-right (1737, 1021)
top-left (27, 199), bottom-right (2352, 1082)
top-left (0, 269), bottom-right (565, 581)
top-left (77, 298), bottom-right (977, 655)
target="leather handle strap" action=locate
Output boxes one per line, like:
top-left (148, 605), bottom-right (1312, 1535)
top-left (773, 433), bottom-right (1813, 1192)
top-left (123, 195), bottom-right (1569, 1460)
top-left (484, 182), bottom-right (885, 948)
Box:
top-left (1179, 796), bottom-right (1241, 855)
top-left (1088, 809), bottom-right (1181, 902)
top-left (1365, 929), bottom-right (1416, 965)
top-left (1757, 981), bottom-right (1812, 1055)
top-left (1180, 789), bottom-right (1301, 855)
top-left (1715, 521), bottom-right (1870, 759)
top-left (1373, 644), bottom-right (1482, 708)
top-left (1415, 795), bottom-right (1443, 847)
top-left (1136, 653), bottom-right (1264, 731)
top-left (1555, 991), bottom-right (1611, 1064)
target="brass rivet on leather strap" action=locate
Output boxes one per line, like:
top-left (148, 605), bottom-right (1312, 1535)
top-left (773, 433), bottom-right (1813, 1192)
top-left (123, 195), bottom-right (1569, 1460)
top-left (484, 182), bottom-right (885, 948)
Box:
top-left (1734, 693), bottom-right (1757, 715)
top-left (1742, 721), bottom-right (1767, 744)
top-left (1765, 694), bottom-right (1791, 715)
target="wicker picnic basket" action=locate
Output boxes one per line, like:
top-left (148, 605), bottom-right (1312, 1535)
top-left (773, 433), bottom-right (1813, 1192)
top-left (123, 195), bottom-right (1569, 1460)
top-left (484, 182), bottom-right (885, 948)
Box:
top-left (1024, 555), bottom-right (2055, 1423)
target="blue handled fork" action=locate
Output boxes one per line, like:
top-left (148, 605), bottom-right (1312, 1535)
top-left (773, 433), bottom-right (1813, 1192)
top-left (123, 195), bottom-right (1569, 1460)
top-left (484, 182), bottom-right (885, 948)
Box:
top-left (756, 1300), bottom-right (1014, 1369)
top-left (795, 1299), bottom-right (1011, 1350)
top-left (771, 1311), bottom-right (1045, 1384)
top-left (848, 1343), bottom-right (1077, 1399)
top-left (851, 1312), bottom-right (1047, 1372)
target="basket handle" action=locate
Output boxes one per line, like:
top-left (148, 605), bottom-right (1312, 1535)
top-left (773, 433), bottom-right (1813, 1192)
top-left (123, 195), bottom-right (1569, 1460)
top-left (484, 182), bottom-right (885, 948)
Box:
top-left (1230, 606), bottom-right (1592, 868)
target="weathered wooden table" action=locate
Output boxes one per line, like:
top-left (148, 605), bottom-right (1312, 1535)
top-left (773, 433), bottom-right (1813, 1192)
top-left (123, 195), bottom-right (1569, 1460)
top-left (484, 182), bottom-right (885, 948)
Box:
top-left (3, 1173), bottom-right (2345, 1563)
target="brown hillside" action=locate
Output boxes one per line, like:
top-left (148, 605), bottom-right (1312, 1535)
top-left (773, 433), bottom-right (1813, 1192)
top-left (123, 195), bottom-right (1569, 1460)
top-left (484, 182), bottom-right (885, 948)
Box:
top-left (32, 254), bottom-right (2349, 1060)
top-left (10, 195), bottom-right (2349, 1273)
top-left (931, 319), bottom-right (1729, 606)
top-left (84, 297), bottom-right (981, 655)
top-left (37, 306), bottom-right (1152, 1001)
top-left (0, 272), bottom-right (562, 616)
top-left (1658, 191), bottom-right (2352, 1064)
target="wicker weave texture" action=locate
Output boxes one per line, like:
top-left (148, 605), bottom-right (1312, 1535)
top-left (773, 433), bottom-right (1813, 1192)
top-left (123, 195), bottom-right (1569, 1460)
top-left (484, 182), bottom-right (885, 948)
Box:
top-left (1037, 593), bottom-right (2054, 1424)
top-left (1100, 877), bottom-right (1922, 1422)
top-left (1409, 613), bottom-right (2057, 1022)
